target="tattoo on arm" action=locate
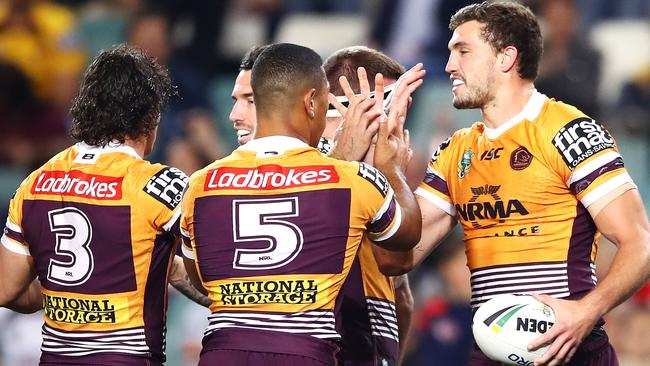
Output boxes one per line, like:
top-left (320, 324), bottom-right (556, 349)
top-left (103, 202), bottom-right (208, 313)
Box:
top-left (169, 258), bottom-right (211, 308)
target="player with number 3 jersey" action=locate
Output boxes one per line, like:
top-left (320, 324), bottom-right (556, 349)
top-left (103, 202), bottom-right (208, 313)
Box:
top-left (0, 45), bottom-right (191, 366)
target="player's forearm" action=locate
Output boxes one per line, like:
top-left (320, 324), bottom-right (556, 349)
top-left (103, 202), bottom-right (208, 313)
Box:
top-left (383, 169), bottom-right (422, 251)
top-left (170, 256), bottom-right (211, 307)
top-left (581, 232), bottom-right (650, 318)
top-left (372, 244), bottom-right (414, 276)
top-left (5, 279), bottom-right (43, 314)
top-left (395, 275), bottom-right (414, 366)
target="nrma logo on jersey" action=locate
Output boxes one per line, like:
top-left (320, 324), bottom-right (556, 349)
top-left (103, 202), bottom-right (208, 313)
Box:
top-left (205, 164), bottom-right (339, 190)
top-left (456, 185), bottom-right (528, 228)
top-left (552, 118), bottom-right (615, 170)
top-left (31, 170), bottom-right (123, 199)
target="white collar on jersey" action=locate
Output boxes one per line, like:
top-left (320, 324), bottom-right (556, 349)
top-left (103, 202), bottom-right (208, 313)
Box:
top-left (483, 90), bottom-right (548, 139)
top-left (238, 136), bottom-right (310, 157)
top-left (74, 142), bottom-right (142, 160)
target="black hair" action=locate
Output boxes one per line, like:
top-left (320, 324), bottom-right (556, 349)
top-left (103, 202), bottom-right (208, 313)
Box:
top-left (251, 43), bottom-right (325, 114)
top-left (70, 44), bottom-right (174, 146)
top-left (239, 45), bottom-right (270, 71)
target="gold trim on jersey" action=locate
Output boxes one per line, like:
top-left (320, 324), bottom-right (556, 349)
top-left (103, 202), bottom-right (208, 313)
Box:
top-left (206, 274), bottom-right (337, 313)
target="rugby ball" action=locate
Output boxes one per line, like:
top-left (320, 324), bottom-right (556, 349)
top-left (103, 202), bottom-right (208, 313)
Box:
top-left (472, 294), bottom-right (555, 366)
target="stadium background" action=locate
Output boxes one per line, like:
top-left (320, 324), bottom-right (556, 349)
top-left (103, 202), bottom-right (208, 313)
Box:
top-left (0, 0), bottom-right (648, 365)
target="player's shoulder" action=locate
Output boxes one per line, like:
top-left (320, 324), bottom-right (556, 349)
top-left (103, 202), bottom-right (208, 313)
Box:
top-left (429, 126), bottom-right (476, 162)
top-left (534, 97), bottom-right (588, 133)
top-left (534, 98), bottom-right (617, 169)
top-left (135, 162), bottom-right (189, 211)
top-left (349, 161), bottom-right (391, 198)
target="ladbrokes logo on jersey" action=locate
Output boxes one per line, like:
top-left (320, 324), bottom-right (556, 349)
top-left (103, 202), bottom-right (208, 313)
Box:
top-left (205, 164), bottom-right (339, 190)
top-left (31, 170), bottom-right (123, 199)
top-left (552, 118), bottom-right (615, 170)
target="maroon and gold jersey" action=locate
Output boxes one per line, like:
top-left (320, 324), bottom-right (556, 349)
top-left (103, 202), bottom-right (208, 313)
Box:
top-left (180, 136), bottom-right (402, 360)
top-left (1, 143), bottom-right (188, 363)
top-left (416, 91), bottom-right (635, 309)
top-left (318, 137), bottom-right (400, 365)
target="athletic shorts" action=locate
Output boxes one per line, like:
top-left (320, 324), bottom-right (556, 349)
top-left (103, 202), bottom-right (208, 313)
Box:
top-left (198, 349), bottom-right (332, 366)
top-left (40, 352), bottom-right (163, 366)
top-left (469, 329), bottom-right (618, 366)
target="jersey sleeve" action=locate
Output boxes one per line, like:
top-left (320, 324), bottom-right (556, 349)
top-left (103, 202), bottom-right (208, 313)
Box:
top-left (546, 116), bottom-right (635, 208)
top-left (140, 165), bottom-right (189, 235)
top-left (353, 162), bottom-right (402, 242)
top-left (414, 136), bottom-right (456, 216)
top-left (1, 186), bottom-right (29, 256)
top-left (179, 174), bottom-right (199, 260)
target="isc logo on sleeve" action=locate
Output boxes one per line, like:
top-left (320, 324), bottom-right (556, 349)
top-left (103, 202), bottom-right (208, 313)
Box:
top-left (143, 167), bottom-right (188, 210)
top-left (552, 118), bottom-right (615, 170)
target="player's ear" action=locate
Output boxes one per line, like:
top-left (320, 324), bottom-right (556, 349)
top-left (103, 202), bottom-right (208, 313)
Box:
top-left (498, 46), bottom-right (518, 74)
top-left (304, 88), bottom-right (317, 119)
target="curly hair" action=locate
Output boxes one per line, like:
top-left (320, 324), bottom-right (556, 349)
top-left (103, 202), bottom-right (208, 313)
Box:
top-left (70, 44), bottom-right (173, 146)
top-left (449, 1), bottom-right (543, 81)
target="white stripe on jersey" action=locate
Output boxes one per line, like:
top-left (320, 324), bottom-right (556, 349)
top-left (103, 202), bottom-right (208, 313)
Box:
top-left (580, 172), bottom-right (635, 207)
top-left (204, 309), bottom-right (339, 340)
top-left (470, 262), bottom-right (575, 308)
top-left (41, 324), bottom-right (151, 357)
top-left (366, 298), bottom-right (398, 341)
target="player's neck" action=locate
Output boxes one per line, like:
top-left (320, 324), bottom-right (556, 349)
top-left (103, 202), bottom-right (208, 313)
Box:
top-left (123, 137), bottom-right (148, 159)
top-left (321, 118), bottom-right (340, 140)
top-left (480, 80), bottom-right (535, 130)
top-left (254, 115), bottom-right (311, 145)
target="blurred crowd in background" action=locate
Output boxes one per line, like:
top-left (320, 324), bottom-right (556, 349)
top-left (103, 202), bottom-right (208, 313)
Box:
top-left (0, 0), bottom-right (648, 365)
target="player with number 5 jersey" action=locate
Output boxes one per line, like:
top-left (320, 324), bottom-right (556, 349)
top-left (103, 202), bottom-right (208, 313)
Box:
top-left (0, 45), bottom-right (192, 366)
top-left (181, 43), bottom-right (421, 366)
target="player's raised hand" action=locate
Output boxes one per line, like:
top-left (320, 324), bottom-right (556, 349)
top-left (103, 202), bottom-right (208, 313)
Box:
top-left (373, 103), bottom-right (404, 177)
top-left (527, 293), bottom-right (600, 366)
top-left (328, 67), bottom-right (383, 161)
top-left (384, 63), bottom-right (426, 132)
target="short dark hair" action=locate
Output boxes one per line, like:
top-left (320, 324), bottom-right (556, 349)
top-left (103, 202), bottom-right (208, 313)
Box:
top-left (323, 46), bottom-right (406, 96)
top-left (239, 45), bottom-right (270, 71)
top-left (449, 1), bottom-right (543, 80)
top-left (70, 44), bottom-right (173, 146)
top-left (251, 43), bottom-right (325, 114)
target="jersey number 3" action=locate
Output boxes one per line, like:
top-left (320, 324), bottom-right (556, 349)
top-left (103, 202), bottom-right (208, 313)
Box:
top-left (47, 207), bottom-right (95, 286)
top-left (232, 197), bottom-right (304, 270)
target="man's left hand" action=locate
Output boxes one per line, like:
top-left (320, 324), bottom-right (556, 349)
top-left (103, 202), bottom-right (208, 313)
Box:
top-left (528, 293), bottom-right (601, 365)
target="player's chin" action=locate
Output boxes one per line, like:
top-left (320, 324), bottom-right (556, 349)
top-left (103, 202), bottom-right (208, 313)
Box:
top-left (237, 134), bottom-right (252, 145)
top-left (453, 97), bottom-right (479, 110)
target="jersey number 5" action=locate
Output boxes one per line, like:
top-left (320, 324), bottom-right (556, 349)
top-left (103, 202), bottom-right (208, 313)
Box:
top-left (232, 197), bottom-right (304, 270)
top-left (46, 207), bottom-right (95, 286)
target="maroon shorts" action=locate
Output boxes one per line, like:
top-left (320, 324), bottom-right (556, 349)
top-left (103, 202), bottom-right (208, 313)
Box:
top-left (198, 349), bottom-right (332, 366)
top-left (470, 330), bottom-right (618, 366)
top-left (40, 352), bottom-right (162, 366)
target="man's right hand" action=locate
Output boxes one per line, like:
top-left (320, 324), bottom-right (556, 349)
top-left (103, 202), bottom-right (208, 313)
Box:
top-left (328, 67), bottom-right (383, 161)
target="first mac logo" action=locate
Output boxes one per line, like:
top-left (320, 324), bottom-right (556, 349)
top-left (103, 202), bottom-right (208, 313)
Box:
top-left (552, 118), bottom-right (615, 170)
top-left (144, 167), bottom-right (188, 210)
